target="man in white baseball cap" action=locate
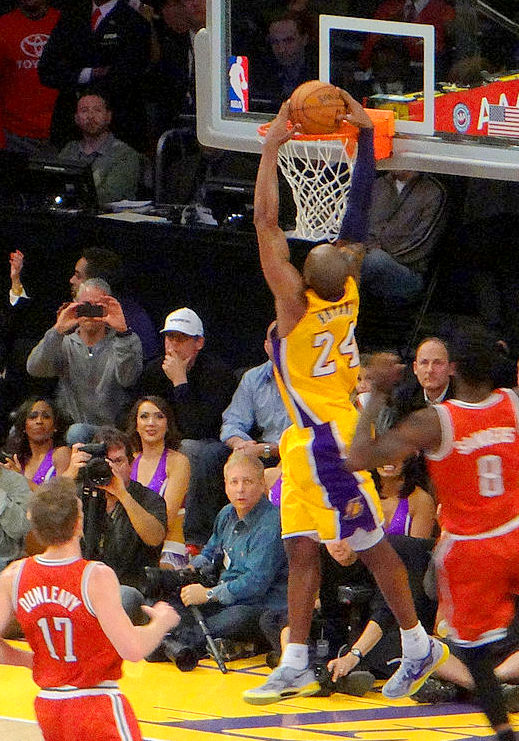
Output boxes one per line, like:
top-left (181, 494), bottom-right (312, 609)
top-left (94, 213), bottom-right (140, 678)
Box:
top-left (141, 306), bottom-right (237, 553)
top-left (160, 307), bottom-right (205, 379)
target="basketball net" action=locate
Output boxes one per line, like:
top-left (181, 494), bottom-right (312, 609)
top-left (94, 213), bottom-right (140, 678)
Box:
top-left (258, 109), bottom-right (394, 242)
top-left (276, 135), bottom-right (354, 242)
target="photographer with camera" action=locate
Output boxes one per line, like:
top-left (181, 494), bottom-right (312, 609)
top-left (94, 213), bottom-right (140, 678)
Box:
top-left (140, 451), bottom-right (288, 670)
top-left (26, 278), bottom-right (142, 441)
top-left (64, 427), bottom-right (166, 593)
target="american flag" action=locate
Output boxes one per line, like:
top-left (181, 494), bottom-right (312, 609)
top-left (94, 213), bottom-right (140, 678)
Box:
top-left (488, 105), bottom-right (519, 138)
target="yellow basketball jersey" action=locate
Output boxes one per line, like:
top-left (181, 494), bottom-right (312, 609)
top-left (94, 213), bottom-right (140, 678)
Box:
top-left (271, 277), bottom-right (360, 431)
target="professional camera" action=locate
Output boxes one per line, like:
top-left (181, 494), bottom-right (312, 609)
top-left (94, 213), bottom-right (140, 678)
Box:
top-left (337, 584), bottom-right (374, 606)
top-left (77, 443), bottom-right (112, 488)
top-left (142, 564), bottom-right (219, 601)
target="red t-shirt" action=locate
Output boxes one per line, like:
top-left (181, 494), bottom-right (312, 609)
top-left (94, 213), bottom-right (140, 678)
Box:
top-left (0, 7), bottom-right (59, 140)
top-left (15, 556), bottom-right (122, 689)
top-left (427, 389), bottom-right (519, 536)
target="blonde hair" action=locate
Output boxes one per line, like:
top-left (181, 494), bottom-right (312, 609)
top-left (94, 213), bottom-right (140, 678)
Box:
top-left (224, 451), bottom-right (265, 478)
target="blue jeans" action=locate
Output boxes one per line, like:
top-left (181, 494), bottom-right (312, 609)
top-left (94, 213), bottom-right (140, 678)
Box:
top-left (361, 248), bottom-right (424, 301)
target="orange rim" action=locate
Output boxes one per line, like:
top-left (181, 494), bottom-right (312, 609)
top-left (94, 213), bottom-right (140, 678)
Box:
top-left (257, 120), bottom-right (353, 141)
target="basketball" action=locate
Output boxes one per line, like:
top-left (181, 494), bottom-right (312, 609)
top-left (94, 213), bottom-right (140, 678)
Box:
top-left (289, 80), bottom-right (346, 135)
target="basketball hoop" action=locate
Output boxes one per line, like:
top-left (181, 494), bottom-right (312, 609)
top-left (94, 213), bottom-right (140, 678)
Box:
top-left (258, 109), bottom-right (395, 242)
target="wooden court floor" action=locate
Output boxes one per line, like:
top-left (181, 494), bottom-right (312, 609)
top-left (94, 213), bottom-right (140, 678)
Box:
top-left (1, 641), bottom-right (516, 740)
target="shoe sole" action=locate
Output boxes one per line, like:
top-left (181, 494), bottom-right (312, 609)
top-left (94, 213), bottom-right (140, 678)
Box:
top-left (382, 642), bottom-right (450, 699)
top-left (243, 680), bottom-right (321, 706)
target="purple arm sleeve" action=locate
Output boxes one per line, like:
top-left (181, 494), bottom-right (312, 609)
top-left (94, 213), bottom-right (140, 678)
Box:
top-left (337, 127), bottom-right (375, 243)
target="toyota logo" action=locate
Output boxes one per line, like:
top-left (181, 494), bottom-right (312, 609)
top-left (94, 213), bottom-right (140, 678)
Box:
top-left (20, 33), bottom-right (50, 59)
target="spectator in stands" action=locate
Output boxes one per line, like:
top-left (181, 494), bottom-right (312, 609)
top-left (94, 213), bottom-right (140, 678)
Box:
top-left (127, 395), bottom-right (190, 567)
top-left (377, 337), bottom-right (454, 433)
top-left (0, 466), bottom-right (31, 572)
top-left (0, 0), bottom-right (59, 154)
top-left (220, 322), bottom-right (290, 467)
top-left (69, 246), bottom-right (160, 362)
top-left (373, 454), bottom-right (436, 538)
top-left (140, 307), bottom-right (236, 551)
top-left (143, 451), bottom-right (288, 670)
top-left (38, 0), bottom-right (151, 151)
top-left (361, 170), bottom-right (448, 305)
top-left (26, 278), bottom-right (142, 437)
top-left (250, 12), bottom-right (317, 111)
top-left (4, 397), bottom-right (70, 489)
top-left (65, 426), bottom-right (166, 593)
top-left (59, 92), bottom-right (141, 206)
top-left (147, 0), bottom-right (206, 134)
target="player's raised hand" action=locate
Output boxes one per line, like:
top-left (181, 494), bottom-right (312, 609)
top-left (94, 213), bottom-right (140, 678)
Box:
top-left (367, 353), bottom-right (405, 395)
top-left (264, 100), bottom-right (301, 148)
top-left (337, 89), bottom-right (373, 129)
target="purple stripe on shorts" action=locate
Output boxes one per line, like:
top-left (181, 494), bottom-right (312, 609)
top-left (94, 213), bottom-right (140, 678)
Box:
top-left (311, 423), bottom-right (378, 538)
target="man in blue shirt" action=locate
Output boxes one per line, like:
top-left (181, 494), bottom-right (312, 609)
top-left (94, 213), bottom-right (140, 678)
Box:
top-left (220, 322), bottom-right (291, 465)
top-left (146, 451), bottom-right (288, 668)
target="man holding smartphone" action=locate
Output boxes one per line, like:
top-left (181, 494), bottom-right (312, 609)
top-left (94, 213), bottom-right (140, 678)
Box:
top-left (26, 277), bottom-right (142, 439)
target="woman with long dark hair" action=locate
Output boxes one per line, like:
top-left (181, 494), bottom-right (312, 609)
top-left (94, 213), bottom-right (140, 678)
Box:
top-left (127, 395), bottom-right (190, 567)
top-left (373, 455), bottom-right (436, 539)
top-left (4, 398), bottom-right (70, 490)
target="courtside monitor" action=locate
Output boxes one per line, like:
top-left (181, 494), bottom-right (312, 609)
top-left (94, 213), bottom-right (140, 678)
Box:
top-left (196, 0), bottom-right (519, 180)
top-left (25, 157), bottom-right (99, 213)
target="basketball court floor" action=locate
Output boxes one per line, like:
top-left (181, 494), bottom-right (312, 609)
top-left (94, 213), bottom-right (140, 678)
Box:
top-left (0, 641), bottom-right (515, 740)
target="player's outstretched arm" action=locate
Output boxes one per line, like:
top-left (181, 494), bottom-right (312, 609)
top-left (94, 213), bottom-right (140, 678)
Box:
top-left (0, 561), bottom-right (33, 668)
top-left (335, 91), bottom-right (375, 282)
top-left (88, 562), bottom-right (179, 662)
top-left (348, 353), bottom-right (442, 470)
top-left (255, 101), bottom-right (306, 334)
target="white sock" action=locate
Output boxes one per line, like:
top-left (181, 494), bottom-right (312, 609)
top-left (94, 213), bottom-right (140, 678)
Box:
top-left (400, 622), bottom-right (430, 660)
top-left (281, 643), bottom-right (308, 670)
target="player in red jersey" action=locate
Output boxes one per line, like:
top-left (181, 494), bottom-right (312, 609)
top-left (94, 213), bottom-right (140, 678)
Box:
top-left (343, 328), bottom-right (519, 741)
top-left (0, 477), bottom-right (179, 741)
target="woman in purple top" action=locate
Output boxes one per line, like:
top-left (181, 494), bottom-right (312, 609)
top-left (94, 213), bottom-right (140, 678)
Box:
top-left (127, 396), bottom-right (190, 567)
top-left (3, 398), bottom-right (71, 491)
top-left (373, 455), bottom-right (436, 539)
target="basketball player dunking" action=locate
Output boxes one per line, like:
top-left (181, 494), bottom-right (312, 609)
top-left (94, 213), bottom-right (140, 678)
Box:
top-left (346, 333), bottom-right (519, 741)
top-left (243, 92), bottom-right (447, 705)
top-left (0, 478), bottom-right (179, 741)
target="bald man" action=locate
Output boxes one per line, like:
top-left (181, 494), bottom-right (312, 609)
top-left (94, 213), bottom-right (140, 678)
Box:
top-left (243, 94), bottom-right (447, 706)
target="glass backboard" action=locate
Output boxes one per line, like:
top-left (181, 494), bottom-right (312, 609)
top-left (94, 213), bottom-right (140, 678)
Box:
top-left (196, 0), bottom-right (519, 180)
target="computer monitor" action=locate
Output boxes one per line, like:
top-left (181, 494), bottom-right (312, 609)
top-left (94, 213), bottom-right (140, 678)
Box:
top-left (25, 157), bottom-right (99, 213)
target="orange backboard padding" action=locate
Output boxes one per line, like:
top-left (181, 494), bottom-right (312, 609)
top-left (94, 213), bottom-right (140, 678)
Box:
top-left (258, 108), bottom-right (395, 161)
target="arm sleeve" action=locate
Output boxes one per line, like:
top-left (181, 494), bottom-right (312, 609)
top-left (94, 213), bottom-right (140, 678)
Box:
top-left (220, 371), bottom-right (255, 443)
top-left (337, 127), bottom-right (375, 243)
top-left (113, 332), bottom-right (143, 387)
top-left (0, 471), bottom-right (31, 541)
top-left (26, 328), bottom-right (64, 378)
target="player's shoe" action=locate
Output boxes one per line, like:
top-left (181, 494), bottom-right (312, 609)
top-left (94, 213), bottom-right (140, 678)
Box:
top-left (382, 638), bottom-right (450, 699)
top-left (243, 665), bottom-right (320, 705)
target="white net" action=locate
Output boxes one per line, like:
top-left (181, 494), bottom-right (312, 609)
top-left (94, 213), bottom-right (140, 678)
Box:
top-left (277, 136), bottom-right (356, 242)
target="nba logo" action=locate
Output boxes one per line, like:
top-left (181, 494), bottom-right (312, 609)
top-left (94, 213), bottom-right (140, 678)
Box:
top-left (228, 56), bottom-right (249, 113)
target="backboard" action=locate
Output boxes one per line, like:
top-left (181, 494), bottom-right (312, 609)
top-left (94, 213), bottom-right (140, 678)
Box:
top-left (196, 0), bottom-right (519, 180)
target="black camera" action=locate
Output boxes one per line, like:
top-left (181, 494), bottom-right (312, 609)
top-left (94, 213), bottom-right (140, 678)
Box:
top-left (0, 451), bottom-right (13, 464)
top-left (337, 584), bottom-right (374, 606)
top-left (76, 301), bottom-right (105, 318)
top-left (78, 443), bottom-right (112, 488)
top-left (143, 565), bottom-right (218, 601)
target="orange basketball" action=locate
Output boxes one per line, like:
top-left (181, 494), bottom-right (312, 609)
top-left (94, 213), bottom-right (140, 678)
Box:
top-left (289, 80), bottom-right (346, 135)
